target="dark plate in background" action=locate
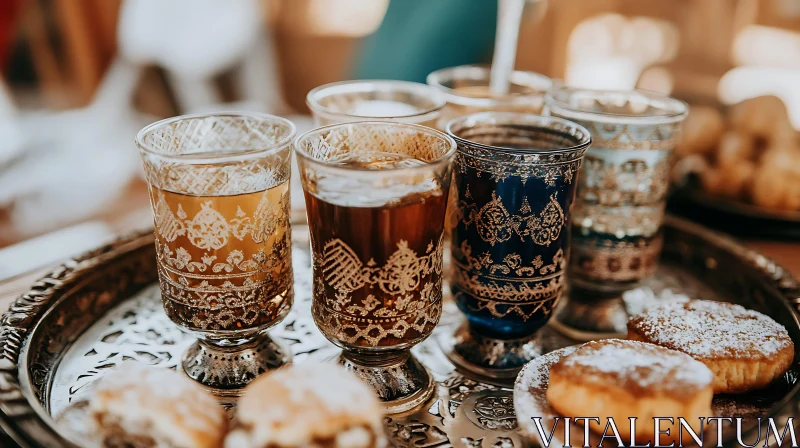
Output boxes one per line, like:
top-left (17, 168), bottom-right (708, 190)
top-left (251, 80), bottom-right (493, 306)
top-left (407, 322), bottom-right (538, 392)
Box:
top-left (669, 186), bottom-right (800, 240)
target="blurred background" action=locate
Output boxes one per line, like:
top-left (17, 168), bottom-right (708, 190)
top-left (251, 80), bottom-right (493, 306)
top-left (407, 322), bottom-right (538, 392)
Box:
top-left (0, 0), bottom-right (798, 284)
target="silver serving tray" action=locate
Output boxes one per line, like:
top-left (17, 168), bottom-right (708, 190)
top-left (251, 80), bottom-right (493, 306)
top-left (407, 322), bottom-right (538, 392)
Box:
top-left (1, 216), bottom-right (799, 448)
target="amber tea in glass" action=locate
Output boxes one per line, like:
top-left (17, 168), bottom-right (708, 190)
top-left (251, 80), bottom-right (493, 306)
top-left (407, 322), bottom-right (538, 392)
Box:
top-left (151, 184), bottom-right (291, 332)
top-left (296, 121), bottom-right (456, 413)
top-left (136, 112), bottom-right (296, 389)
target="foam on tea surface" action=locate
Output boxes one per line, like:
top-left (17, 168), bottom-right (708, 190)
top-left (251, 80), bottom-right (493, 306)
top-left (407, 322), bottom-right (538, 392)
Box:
top-left (303, 154), bottom-right (448, 348)
top-left (349, 100), bottom-right (420, 117)
top-left (308, 153), bottom-right (442, 208)
top-left (329, 151), bottom-right (429, 170)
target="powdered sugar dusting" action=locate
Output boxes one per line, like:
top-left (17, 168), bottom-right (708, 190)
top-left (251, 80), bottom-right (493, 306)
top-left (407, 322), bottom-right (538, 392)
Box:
top-left (516, 347), bottom-right (577, 393)
top-left (230, 363), bottom-right (385, 447)
top-left (88, 362), bottom-right (225, 447)
top-left (274, 363), bottom-right (379, 413)
top-left (622, 287), bottom-right (691, 317)
top-left (553, 339), bottom-right (713, 394)
top-left (514, 346), bottom-right (577, 440)
top-left (93, 362), bottom-right (205, 404)
top-left (629, 300), bottom-right (793, 359)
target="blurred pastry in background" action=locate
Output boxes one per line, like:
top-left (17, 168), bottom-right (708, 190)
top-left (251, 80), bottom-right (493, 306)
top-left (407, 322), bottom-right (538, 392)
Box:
top-left (85, 362), bottom-right (227, 448)
top-left (728, 95), bottom-right (794, 142)
top-left (674, 105), bottom-right (725, 157)
top-left (226, 363), bottom-right (386, 448)
top-left (673, 95), bottom-right (800, 212)
top-left (700, 161), bottom-right (757, 200)
top-left (716, 130), bottom-right (754, 167)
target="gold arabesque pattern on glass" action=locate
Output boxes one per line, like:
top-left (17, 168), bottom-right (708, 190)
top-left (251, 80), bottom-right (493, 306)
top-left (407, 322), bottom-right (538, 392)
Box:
top-left (136, 112), bottom-right (296, 389)
top-left (296, 121), bottom-right (456, 413)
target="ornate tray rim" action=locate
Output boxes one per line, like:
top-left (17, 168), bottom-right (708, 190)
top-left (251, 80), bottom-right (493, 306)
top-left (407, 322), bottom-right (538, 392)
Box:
top-left (0, 231), bottom-right (154, 448)
top-left (0, 217), bottom-right (799, 447)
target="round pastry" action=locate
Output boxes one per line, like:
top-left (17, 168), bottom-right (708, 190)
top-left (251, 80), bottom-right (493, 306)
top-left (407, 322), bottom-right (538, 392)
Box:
top-left (87, 362), bottom-right (227, 448)
top-left (701, 162), bottom-right (756, 199)
top-left (226, 363), bottom-right (386, 448)
top-left (700, 167), bottom-right (727, 197)
top-left (674, 105), bottom-right (724, 157)
top-left (728, 95), bottom-right (793, 142)
top-left (546, 339), bottom-right (713, 442)
top-left (751, 163), bottom-right (789, 209)
top-left (628, 300), bottom-right (795, 393)
top-left (716, 130), bottom-right (755, 167)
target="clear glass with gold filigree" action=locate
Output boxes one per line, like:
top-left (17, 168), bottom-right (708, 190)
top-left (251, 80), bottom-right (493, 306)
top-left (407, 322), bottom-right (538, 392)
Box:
top-left (443, 112), bottom-right (591, 382)
top-left (306, 80), bottom-right (446, 127)
top-left (136, 112), bottom-right (296, 390)
top-left (295, 121), bottom-right (456, 413)
top-left (426, 65), bottom-right (553, 130)
top-left (545, 88), bottom-right (688, 338)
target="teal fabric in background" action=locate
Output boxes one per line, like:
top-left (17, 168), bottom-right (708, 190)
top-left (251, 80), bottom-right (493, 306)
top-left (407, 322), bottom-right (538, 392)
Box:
top-left (353, 0), bottom-right (498, 82)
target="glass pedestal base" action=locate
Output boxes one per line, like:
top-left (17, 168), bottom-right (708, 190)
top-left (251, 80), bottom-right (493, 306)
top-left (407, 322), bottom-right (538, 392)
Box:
top-left (441, 323), bottom-right (541, 385)
top-left (182, 333), bottom-right (291, 391)
top-left (337, 350), bottom-right (435, 414)
top-left (551, 288), bottom-right (629, 341)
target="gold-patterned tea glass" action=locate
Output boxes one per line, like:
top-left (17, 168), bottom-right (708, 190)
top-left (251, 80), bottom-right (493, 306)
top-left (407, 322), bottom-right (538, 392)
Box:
top-left (295, 121), bottom-right (456, 413)
top-left (426, 64), bottom-right (553, 130)
top-left (443, 112), bottom-right (591, 382)
top-left (545, 88), bottom-right (688, 338)
top-left (306, 80), bottom-right (446, 127)
top-left (136, 112), bottom-right (296, 389)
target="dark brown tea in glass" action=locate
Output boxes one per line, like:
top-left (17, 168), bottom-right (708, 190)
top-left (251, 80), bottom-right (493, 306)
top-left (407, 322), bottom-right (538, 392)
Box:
top-left (305, 173), bottom-right (447, 349)
top-left (295, 122), bottom-right (456, 413)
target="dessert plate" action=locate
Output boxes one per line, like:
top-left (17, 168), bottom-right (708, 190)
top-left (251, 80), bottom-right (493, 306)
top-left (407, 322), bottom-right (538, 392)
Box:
top-left (514, 342), bottom-right (800, 447)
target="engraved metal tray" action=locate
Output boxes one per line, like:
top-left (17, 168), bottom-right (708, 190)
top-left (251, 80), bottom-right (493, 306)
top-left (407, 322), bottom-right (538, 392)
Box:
top-left (1, 216), bottom-right (800, 447)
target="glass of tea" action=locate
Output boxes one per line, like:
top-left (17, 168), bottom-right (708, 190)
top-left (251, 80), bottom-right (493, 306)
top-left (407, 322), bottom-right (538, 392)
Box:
top-left (545, 88), bottom-right (687, 338)
top-left (426, 64), bottom-right (552, 129)
top-left (136, 112), bottom-right (296, 389)
top-left (295, 121), bottom-right (456, 413)
top-left (306, 80), bottom-right (445, 127)
top-left (444, 112), bottom-right (591, 382)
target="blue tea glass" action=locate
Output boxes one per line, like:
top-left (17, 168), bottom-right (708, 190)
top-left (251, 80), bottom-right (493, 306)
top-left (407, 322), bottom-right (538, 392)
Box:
top-left (443, 112), bottom-right (591, 380)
